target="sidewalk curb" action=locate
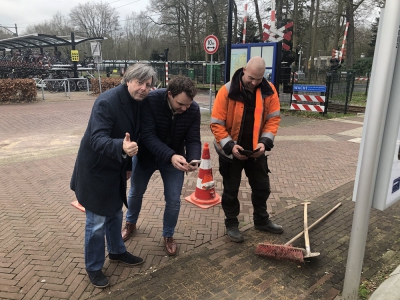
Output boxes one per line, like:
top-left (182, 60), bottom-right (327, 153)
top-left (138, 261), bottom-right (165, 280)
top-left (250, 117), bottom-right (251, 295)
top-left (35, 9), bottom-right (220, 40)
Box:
top-left (369, 265), bottom-right (400, 300)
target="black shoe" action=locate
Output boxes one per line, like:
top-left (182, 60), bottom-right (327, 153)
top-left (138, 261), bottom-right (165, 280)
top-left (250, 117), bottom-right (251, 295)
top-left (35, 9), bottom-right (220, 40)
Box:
top-left (226, 227), bottom-right (244, 243)
top-left (86, 270), bottom-right (109, 288)
top-left (254, 219), bottom-right (283, 234)
top-left (109, 251), bottom-right (144, 266)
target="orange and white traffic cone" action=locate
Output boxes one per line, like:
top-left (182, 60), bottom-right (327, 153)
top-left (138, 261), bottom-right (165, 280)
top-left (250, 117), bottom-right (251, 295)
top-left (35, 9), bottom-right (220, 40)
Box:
top-left (185, 143), bottom-right (221, 209)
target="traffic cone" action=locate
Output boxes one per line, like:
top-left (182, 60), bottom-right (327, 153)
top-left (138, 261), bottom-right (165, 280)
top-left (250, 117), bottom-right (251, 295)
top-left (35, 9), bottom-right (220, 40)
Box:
top-left (185, 143), bottom-right (221, 209)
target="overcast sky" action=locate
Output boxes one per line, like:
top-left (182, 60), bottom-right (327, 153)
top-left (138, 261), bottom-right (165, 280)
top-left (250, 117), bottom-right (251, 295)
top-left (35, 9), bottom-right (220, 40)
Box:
top-left (0, 0), bottom-right (151, 35)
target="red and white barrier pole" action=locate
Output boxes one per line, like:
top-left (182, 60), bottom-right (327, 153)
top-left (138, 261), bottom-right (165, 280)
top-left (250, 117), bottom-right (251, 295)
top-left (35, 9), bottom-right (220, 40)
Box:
top-left (270, 0), bottom-right (276, 30)
top-left (339, 22), bottom-right (349, 63)
top-left (242, 4), bottom-right (248, 44)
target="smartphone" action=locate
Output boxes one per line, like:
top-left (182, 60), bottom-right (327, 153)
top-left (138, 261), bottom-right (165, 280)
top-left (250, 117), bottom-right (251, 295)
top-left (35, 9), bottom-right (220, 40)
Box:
top-left (238, 149), bottom-right (253, 157)
top-left (189, 160), bottom-right (201, 166)
top-left (238, 148), bottom-right (261, 157)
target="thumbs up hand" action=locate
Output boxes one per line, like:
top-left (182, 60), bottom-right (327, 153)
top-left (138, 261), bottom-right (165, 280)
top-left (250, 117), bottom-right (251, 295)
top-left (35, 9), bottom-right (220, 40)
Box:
top-left (123, 133), bottom-right (138, 157)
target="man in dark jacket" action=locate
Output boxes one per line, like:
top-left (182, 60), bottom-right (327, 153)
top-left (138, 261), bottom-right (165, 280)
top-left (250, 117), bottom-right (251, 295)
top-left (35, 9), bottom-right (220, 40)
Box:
top-left (70, 63), bottom-right (157, 288)
top-left (121, 75), bottom-right (201, 256)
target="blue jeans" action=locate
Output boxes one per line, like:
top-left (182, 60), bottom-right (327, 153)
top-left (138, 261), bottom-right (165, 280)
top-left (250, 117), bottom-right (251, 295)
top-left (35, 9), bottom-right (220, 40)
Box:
top-left (85, 209), bottom-right (126, 271)
top-left (126, 156), bottom-right (184, 237)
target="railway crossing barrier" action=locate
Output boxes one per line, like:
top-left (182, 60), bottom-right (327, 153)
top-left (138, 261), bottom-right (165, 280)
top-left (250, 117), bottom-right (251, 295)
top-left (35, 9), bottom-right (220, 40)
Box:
top-left (290, 84), bottom-right (327, 113)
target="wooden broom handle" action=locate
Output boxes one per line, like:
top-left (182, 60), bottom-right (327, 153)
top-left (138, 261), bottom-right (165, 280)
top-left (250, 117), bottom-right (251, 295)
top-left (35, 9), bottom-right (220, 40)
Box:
top-left (303, 202), bottom-right (311, 251)
top-left (284, 202), bottom-right (342, 246)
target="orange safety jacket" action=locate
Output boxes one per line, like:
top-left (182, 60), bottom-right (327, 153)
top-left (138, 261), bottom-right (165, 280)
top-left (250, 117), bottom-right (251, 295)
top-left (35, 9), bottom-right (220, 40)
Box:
top-left (210, 68), bottom-right (281, 160)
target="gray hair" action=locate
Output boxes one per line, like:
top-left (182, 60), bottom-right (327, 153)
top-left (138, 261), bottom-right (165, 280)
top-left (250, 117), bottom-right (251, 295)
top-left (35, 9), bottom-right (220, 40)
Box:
top-left (121, 63), bottom-right (157, 86)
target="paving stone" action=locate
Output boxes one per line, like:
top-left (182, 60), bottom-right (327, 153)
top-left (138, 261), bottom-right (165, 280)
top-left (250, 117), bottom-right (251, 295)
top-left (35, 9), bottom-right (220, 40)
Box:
top-left (1, 92), bottom-right (400, 299)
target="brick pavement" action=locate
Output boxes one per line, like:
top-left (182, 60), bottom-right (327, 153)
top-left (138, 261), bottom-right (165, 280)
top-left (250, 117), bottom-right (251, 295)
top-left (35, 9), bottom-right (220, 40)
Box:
top-left (0, 91), bottom-right (399, 299)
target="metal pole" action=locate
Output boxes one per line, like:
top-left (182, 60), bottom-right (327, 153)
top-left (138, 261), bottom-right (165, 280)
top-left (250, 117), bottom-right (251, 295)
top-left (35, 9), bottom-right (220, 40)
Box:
top-left (209, 55), bottom-right (213, 112)
top-left (98, 63), bottom-right (102, 94)
top-left (41, 82), bottom-right (45, 100)
top-left (71, 32), bottom-right (78, 79)
top-left (298, 50), bottom-right (302, 72)
top-left (342, 2), bottom-right (400, 298)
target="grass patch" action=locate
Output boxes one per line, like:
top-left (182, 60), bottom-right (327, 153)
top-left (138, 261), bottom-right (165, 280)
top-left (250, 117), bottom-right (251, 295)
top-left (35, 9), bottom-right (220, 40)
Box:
top-left (357, 264), bottom-right (397, 299)
top-left (358, 283), bottom-right (370, 299)
top-left (281, 107), bottom-right (356, 119)
top-left (350, 92), bottom-right (367, 106)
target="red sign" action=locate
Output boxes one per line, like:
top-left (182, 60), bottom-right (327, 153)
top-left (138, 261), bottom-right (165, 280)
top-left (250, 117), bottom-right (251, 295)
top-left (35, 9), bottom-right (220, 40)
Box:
top-left (203, 35), bottom-right (219, 55)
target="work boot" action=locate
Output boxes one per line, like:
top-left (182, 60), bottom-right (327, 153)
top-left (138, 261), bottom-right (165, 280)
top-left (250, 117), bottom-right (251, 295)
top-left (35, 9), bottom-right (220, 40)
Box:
top-left (163, 237), bottom-right (178, 256)
top-left (226, 227), bottom-right (244, 243)
top-left (86, 270), bottom-right (109, 288)
top-left (254, 219), bottom-right (283, 234)
top-left (121, 222), bottom-right (136, 241)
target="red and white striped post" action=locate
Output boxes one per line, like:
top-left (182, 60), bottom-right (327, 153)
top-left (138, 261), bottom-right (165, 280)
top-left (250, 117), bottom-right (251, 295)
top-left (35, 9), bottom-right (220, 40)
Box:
top-left (242, 4), bottom-right (248, 44)
top-left (339, 22), bottom-right (349, 63)
top-left (270, 0), bottom-right (276, 30)
top-left (165, 61), bottom-right (169, 86)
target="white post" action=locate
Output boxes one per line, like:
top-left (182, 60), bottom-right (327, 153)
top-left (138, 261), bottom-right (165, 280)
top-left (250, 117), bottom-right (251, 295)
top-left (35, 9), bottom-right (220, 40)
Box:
top-left (298, 50), bottom-right (302, 72)
top-left (342, 2), bottom-right (400, 298)
top-left (98, 63), bottom-right (102, 94)
top-left (209, 54), bottom-right (213, 112)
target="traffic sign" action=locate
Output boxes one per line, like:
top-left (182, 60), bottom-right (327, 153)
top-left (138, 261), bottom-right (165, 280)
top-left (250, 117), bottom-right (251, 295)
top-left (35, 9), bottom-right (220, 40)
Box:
top-left (204, 35), bottom-right (219, 55)
top-left (293, 84), bottom-right (326, 92)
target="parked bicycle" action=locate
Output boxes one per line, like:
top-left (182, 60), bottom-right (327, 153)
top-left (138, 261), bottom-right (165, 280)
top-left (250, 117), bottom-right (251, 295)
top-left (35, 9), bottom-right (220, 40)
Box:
top-left (47, 78), bottom-right (77, 93)
top-left (76, 70), bottom-right (95, 91)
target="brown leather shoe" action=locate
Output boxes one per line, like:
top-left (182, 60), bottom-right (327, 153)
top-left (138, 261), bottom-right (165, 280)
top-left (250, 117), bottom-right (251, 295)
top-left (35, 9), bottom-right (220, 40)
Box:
top-left (121, 222), bottom-right (136, 241)
top-left (163, 237), bottom-right (177, 256)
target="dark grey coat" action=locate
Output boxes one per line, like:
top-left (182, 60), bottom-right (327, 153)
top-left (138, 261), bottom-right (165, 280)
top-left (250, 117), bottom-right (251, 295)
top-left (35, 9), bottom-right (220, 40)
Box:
top-left (70, 84), bottom-right (140, 216)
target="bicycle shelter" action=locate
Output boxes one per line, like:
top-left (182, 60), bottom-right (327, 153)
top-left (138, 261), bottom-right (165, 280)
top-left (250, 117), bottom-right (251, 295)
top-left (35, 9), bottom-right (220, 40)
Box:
top-left (0, 32), bottom-right (106, 78)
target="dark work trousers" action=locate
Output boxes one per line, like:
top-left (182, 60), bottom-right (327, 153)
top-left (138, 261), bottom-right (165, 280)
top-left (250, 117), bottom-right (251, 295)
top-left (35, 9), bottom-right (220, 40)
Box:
top-left (219, 154), bottom-right (271, 228)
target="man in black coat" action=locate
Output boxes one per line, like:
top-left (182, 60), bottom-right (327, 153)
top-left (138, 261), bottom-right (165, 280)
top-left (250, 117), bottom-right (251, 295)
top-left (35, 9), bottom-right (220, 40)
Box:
top-left (70, 63), bottom-right (156, 288)
top-left (121, 75), bottom-right (201, 256)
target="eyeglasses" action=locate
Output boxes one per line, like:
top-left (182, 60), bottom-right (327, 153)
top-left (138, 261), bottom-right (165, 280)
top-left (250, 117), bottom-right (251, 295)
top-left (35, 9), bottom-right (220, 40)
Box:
top-left (136, 80), bottom-right (152, 90)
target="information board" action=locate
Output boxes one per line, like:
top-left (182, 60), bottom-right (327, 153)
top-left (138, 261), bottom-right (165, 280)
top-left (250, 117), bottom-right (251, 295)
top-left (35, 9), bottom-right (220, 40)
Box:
top-left (229, 43), bottom-right (277, 82)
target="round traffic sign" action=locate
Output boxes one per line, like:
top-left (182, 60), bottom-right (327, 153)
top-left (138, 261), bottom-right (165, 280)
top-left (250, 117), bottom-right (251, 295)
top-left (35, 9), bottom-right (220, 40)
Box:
top-left (203, 35), bottom-right (219, 55)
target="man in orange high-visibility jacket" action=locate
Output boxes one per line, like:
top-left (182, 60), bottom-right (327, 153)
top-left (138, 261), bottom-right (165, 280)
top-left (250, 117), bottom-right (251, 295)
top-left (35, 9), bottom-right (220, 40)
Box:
top-left (210, 56), bottom-right (283, 243)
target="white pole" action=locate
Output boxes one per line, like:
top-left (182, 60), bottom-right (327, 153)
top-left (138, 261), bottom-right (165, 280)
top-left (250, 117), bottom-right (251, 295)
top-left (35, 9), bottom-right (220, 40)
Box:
top-left (342, 2), bottom-right (400, 298)
top-left (209, 54), bottom-right (213, 112)
top-left (98, 63), bottom-right (102, 94)
top-left (298, 50), bottom-right (302, 72)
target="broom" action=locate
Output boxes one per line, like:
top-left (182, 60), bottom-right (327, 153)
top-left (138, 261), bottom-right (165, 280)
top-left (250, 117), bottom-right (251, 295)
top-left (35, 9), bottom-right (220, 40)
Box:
top-left (255, 202), bottom-right (342, 263)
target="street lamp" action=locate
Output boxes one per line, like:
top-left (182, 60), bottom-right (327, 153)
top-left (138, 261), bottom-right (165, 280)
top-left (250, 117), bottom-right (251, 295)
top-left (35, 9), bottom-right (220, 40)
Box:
top-left (0, 24), bottom-right (18, 36)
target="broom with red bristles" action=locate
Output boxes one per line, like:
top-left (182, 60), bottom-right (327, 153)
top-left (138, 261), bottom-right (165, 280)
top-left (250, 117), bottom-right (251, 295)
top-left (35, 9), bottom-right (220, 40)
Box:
top-left (255, 202), bottom-right (342, 263)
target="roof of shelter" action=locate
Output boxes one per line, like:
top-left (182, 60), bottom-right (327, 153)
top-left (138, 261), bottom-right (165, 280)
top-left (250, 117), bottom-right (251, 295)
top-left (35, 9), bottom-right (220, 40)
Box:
top-left (0, 33), bottom-right (106, 52)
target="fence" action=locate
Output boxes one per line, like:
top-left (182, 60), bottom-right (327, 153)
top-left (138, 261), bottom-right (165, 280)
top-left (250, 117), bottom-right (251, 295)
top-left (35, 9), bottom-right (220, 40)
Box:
top-left (281, 68), bottom-right (368, 114)
top-left (101, 61), bottom-right (225, 88)
top-left (0, 56), bottom-right (369, 110)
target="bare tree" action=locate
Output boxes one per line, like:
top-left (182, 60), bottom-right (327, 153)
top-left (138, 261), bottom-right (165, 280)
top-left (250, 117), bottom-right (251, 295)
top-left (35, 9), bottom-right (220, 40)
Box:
top-left (69, 2), bottom-right (120, 37)
top-left (24, 12), bottom-right (72, 36)
top-left (233, 0), bottom-right (238, 43)
top-left (253, 0), bottom-right (263, 40)
top-left (310, 0), bottom-right (320, 70)
top-left (303, 0), bottom-right (315, 71)
top-left (292, 0), bottom-right (299, 49)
